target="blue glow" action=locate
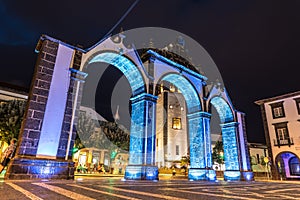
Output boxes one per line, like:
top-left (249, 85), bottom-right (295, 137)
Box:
top-left (206, 169), bottom-right (217, 181)
top-left (224, 171), bottom-right (241, 181)
top-left (162, 74), bottom-right (201, 113)
top-left (187, 112), bottom-right (205, 169)
top-left (129, 99), bottom-right (145, 165)
top-left (242, 172), bottom-right (254, 181)
top-left (188, 169), bottom-right (207, 180)
top-left (89, 52), bottom-right (145, 95)
top-left (210, 97), bottom-right (233, 123)
top-left (124, 165), bottom-right (158, 180)
top-left (222, 124), bottom-right (240, 171)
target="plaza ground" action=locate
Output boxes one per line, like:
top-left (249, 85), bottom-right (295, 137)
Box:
top-left (1, 173), bottom-right (300, 200)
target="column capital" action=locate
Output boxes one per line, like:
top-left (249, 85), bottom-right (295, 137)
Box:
top-left (130, 93), bottom-right (158, 104)
top-left (69, 68), bottom-right (88, 82)
top-left (187, 111), bottom-right (210, 119)
top-left (220, 121), bottom-right (239, 128)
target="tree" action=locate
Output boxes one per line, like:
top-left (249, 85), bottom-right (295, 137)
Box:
top-left (0, 100), bottom-right (26, 143)
top-left (212, 140), bottom-right (224, 165)
top-left (75, 112), bottom-right (130, 151)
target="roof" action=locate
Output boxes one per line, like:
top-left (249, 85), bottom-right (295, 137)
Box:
top-left (0, 82), bottom-right (29, 101)
top-left (255, 91), bottom-right (300, 105)
top-left (138, 48), bottom-right (199, 74)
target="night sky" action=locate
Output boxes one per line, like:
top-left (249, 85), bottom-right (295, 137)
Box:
top-left (1, 0), bottom-right (300, 144)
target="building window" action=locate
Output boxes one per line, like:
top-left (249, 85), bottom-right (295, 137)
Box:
top-left (176, 145), bottom-right (179, 155)
top-left (293, 97), bottom-right (300, 115)
top-left (269, 101), bottom-right (285, 119)
top-left (289, 156), bottom-right (300, 176)
top-left (172, 117), bottom-right (182, 129)
top-left (272, 122), bottom-right (293, 147)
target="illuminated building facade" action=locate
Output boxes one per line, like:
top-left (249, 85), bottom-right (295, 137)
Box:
top-left (156, 88), bottom-right (188, 168)
top-left (256, 91), bottom-right (300, 180)
top-left (5, 32), bottom-right (252, 181)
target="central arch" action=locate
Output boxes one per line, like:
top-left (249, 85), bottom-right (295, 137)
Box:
top-left (158, 73), bottom-right (216, 180)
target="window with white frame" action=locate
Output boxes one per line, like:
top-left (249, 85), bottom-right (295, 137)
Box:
top-left (272, 122), bottom-right (293, 147)
top-left (269, 101), bottom-right (285, 119)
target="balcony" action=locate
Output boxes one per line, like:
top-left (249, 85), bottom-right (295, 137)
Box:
top-left (274, 138), bottom-right (294, 147)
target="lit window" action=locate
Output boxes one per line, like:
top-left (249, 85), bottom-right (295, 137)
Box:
top-left (172, 117), bottom-right (182, 129)
top-left (269, 101), bottom-right (285, 119)
top-left (176, 145), bottom-right (179, 155)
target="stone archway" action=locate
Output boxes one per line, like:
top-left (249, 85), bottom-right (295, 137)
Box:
top-left (207, 85), bottom-right (253, 181)
top-left (275, 152), bottom-right (300, 180)
top-left (5, 33), bottom-right (253, 181)
top-left (156, 73), bottom-right (216, 181)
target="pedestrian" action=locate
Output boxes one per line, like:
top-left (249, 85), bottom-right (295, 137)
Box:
top-left (172, 166), bottom-right (176, 176)
top-left (0, 138), bottom-right (17, 173)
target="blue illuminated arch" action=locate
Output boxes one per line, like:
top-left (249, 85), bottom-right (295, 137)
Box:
top-left (161, 74), bottom-right (201, 113)
top-left (88, 52), bottom-right (145, 94)
top-left (210, 97), bottom-right (234, 123)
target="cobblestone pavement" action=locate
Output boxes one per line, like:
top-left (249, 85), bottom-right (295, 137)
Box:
top-left (1, 177), bottom-right (300, 200)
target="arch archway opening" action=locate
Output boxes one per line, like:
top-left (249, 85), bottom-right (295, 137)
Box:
top-left (275, 152), bottom-right (300, 180)
top-left (75, 51), bottom-right (153, 178)
top-left (209, 96), bottom-right (240, 181)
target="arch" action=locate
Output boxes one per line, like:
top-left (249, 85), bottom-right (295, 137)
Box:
top-left (160, 73), bottom-right (201, 113)
top-left (209, 96), bottom-right (234, 123)
top-left (275, 151), bottom-right (300, 179)
top-left (209, 96), bottom-right (240, 180)
top-left (157, 73), bottom-right (215, 180)
top-left (87, 51), bottom-right (146, 95)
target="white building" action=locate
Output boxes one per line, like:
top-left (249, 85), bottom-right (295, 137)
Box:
top-left (156, 86), bottom-right (188, 168)
top-left (255, 91), bottom-right (300, 180)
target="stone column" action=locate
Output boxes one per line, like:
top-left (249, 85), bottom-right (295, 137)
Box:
top-left (221, 122), bottom-right (241, 181)
top-left (5, 36), bottom-right (85, 179)
top-left (124, 93), bottom-right (159, 180)
top-left (236, 111), bottom-right (254, 181)
top-left (187, 111), bottom-right (216, 181)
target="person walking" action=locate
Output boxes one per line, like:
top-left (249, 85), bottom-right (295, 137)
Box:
top-left (0, 138), bottom-right (17, 173)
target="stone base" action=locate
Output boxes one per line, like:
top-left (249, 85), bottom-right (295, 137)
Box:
top-left (224, 170), bottom-right (241, 181)
top-left (5, 157), bottom-right (75, 180)
top-left (188, 168), bottom-right (216, 181)
top-left (241, 171), bottom-right (254, 181)
top-left (124, 165), bottom-right (159, 181)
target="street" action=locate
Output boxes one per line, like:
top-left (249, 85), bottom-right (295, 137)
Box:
top-left (1, 176), bottom-right (300, 200)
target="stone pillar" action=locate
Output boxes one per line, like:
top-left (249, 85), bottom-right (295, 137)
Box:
top-left (124, 93), bottom-right (159, 180)
top-left (187, 111), bottom-right (216, 181)
top-left (221, 122), bottom-right (241, 181)
top-left (202, 112), bottom-right (216, 181)
top-left (5, 36), bottom-right (85, 179)
top-left (236, 111), bottom-right (254, 181)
